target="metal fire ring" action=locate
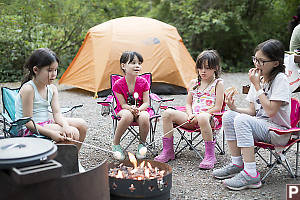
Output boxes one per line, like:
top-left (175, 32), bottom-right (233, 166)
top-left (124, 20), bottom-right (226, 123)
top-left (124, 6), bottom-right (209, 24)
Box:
top-left (0, 137), bottom-right (57, 169)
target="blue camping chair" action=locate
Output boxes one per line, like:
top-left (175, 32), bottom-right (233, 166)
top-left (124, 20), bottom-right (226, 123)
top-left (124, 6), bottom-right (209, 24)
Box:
top-left (1, 86), bottom-right (83, 138)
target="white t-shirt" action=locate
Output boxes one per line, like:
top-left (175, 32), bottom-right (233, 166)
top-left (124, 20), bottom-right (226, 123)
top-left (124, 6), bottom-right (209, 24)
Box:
top-left (246, 72), bottom-right (291, 129)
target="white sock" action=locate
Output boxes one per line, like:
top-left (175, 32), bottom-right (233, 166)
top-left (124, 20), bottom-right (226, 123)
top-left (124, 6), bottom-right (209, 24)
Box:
top-left (231, 156), bottom-right (243, 167)
top-left (244, 162), bottom-right (257, 177)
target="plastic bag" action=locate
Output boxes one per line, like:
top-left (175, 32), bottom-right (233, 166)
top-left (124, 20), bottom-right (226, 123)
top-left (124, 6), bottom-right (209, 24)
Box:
top-left (284, 53), bottom-right (300, 92)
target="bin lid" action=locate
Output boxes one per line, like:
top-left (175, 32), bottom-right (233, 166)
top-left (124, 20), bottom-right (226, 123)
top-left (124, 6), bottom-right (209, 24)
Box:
top-left (0, 137), bottom-right (57, 169)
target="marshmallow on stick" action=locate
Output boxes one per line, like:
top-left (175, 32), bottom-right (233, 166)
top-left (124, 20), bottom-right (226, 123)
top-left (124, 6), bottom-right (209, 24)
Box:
top-left (133, 92), bottom-right (139, 107)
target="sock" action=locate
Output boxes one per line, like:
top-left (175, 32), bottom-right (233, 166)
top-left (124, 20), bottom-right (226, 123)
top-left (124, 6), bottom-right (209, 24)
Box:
top-left (231, 156), bottom-right (243, 167)
top-left (244, 162), bottom-right (257, 177)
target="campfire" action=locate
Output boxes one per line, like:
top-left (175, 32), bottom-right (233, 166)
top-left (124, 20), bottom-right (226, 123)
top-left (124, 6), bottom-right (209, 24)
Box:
top-left (108, 152), bottom-right (172, 200)
top-left (109, 152), bottom-right (165, 180)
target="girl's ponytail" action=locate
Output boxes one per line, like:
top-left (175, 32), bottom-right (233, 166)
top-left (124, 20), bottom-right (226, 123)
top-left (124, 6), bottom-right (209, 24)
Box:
top-left (193, 74), bottom-right (201, 90)
top-left (21, 67), bottom-right (33, 86)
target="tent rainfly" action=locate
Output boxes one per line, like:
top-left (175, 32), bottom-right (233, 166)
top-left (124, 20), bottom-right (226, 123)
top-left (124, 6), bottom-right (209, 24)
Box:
top-left (59, 16), bottom-right (196, 96)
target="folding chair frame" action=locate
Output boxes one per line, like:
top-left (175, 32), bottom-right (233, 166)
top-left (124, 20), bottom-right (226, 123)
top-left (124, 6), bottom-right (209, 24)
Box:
top-left (254, 136), bottom-right (300, 182)
top-left (159, 105), bottom-right (226, 160)
top-left (174, 126), bottom-right (225, 160)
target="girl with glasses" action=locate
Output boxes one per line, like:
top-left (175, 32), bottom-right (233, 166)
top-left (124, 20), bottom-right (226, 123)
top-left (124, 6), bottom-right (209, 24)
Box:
top-left (213, 39), bottom-right (291, 190)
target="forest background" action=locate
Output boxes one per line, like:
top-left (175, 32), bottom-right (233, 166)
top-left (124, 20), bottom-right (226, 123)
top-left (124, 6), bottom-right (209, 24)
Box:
top-left (0, 0), bottom-right (299, 82)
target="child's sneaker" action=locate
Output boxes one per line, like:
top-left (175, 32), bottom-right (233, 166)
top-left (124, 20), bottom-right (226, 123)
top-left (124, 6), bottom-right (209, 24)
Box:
top-left (112, 145), bottom-right (125, 160)
top-left (223, 170), bottom-right (262, 191)
top-left (212, 163), bottom-right (243, 179)
top-left (136, 144), bottom-right (147, 159)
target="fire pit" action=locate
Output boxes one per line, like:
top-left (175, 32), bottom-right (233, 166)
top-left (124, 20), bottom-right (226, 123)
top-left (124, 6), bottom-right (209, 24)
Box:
top-left (108, 153), bottom-right (172, 200)
top-left (0, 138), bottom-right (110, 200)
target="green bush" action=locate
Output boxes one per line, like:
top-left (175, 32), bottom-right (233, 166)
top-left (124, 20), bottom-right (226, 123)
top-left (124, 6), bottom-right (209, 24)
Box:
top-left (0, 0), bottom-right (299, 82)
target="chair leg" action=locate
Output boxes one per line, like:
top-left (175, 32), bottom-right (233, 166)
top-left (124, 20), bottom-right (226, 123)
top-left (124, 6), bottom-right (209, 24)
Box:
top-left (215, 141), bottom-right (225, 155)
top-left (296, 141), bottom-right (299, 177)
top-left (174, 130), bottom-right (203, 159)
top-left (222, 127), bottom-right (225, 154)
top-left (270, 150), bottom-right (295, 178)
top-left (260, 152), bottom-right (295, 182)
top-left (255, 148), bottom-right (271, 166)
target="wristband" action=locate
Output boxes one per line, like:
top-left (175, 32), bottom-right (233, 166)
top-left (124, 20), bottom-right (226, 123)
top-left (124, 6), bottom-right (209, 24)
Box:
top-left (256, 89), bottom-right (264, 97)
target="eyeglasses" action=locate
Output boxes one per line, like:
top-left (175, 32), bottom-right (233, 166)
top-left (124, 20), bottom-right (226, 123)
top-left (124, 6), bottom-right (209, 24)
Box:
top-left (252, 56), bottom-right (274, 66)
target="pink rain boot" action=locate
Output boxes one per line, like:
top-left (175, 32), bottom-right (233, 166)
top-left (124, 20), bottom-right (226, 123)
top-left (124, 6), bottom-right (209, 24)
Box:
top-left (199, 141), bottom-right (217, 169)
top-left (154, 137), bottom-right (175, 163)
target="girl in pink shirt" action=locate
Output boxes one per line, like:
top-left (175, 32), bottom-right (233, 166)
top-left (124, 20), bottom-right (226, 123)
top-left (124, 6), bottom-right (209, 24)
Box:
top-left (112, 51), bottom-right (151, 160)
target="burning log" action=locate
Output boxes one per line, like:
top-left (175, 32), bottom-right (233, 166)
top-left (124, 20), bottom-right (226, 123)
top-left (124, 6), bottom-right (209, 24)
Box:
top-left (109, 152), bottom-right (165, 180)
top-left (108, 152), bottom-right (172, 200)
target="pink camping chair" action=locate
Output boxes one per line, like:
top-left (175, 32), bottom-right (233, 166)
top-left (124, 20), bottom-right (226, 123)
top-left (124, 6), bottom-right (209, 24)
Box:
top-left (159, 101), bottom-right (226, 160)
top-left (97, 73), bottom-right (170, 156)
top-left (254, 98), bottom-right (300, 182)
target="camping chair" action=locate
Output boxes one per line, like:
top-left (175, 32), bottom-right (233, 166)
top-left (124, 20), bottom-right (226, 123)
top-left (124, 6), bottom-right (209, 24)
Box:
top-left (159, 102), bottom-right (226, 160)
top-left (242, 84), bottom-right (300, 181)
top-left (97, 73), bottom-right (171, 156)
top-left (1, 86), bottom-right (83, 138)
top-left (254, 98), bottom-right (300, 182)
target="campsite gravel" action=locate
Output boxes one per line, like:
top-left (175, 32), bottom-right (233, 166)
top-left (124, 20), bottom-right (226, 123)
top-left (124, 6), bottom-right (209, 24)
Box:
top-left (1, 73), bottom-right (299, 200)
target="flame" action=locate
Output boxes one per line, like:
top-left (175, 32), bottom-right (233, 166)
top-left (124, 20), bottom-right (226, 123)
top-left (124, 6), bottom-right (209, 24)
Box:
top-left (139, 161), bottom-right (145, 168)
top-left (116, 170), bottom-right (124, 178)
top-left (145, 168), bottom-right (150, 179)
top-left (147, 162), bottom-right (153, 171)
top-left (128, 152), bottom-right (137, 169)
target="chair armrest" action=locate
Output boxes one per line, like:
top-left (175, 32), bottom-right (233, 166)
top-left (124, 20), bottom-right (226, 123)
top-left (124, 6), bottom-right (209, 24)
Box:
top-left (150, 93), bottom-right (174, 102)
top-left (97, 101), bottom-right (112, 107)
top-left (61, 104), bottom-right (83, 114)
top-left (0, 114), bottom-right (33, 127)
top-left (97, 95), bottom-right (114, 106)
top-left (11, 117), bottom-right (33, 126)
top-left (159, 105), bottom-right (186, 112)
top-left (150, 114), bottom-right (161, 121)
top-left (269, 127), bottom-right (300, 135)
top-left (48, 104), bottom-right (83, 114)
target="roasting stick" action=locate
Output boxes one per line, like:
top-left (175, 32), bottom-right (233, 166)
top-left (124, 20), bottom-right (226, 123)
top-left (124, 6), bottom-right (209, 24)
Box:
top-left (148, 118), bottom-right (194, 146)
top-left (66, 137), bottom-right (114, 153)
top-left (66, 137), bottom-right (125, 160)
top-left (137, 118), bottom-right (195, 155)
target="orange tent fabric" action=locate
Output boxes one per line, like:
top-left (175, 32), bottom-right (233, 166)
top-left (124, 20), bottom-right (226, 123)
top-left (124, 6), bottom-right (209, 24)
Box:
top-left (59, 16), bottom-right (196, 95)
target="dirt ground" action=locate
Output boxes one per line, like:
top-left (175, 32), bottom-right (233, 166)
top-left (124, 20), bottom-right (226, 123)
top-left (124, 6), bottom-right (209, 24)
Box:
top-left (1, 73), bottom-right (299, 199)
